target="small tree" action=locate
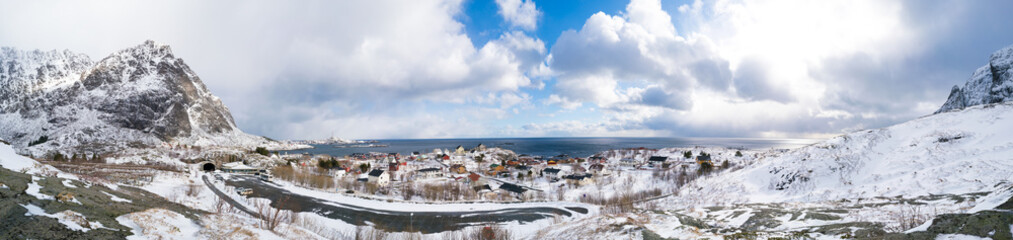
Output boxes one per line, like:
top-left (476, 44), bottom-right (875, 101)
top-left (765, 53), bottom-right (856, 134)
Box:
top-left (254, 147), bottom-right (270, 156)
top-left (683, 151), bottom-right (692, 159)
top-left (735, 150), bottom-right (743, 157)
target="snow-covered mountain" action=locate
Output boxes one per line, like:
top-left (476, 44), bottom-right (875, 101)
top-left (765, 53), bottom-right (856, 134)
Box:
top-left (678, 45), bottom-right (1013, 205)
top-left (936, 44), bottom-right (1013, 113)
top-left (0, 41), bottom-right (284, 156)
top-left (679, 102), bottom-right (1013, 205)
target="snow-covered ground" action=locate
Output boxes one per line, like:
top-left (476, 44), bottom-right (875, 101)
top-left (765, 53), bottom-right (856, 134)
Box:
top-left (676, 102), bottom-right (1013, 205)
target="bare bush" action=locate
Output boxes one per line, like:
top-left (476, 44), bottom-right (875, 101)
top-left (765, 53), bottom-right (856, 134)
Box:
top-left (290, 213), bottom-right (349, 239)
top-left (354, 224), bottom-right (388, 240)
top-left (579, 188), bottom-right (664, 214)
top-left (213, 196), bottom-right (234, 214)
top-left (255, 197), bottom-right (294, 232)
top-left (468, 225), bottom-right (511, 240)
top-left (885, 204), bottom-right (936, 232)
top-left (185, 183), bottom-right (202, 197)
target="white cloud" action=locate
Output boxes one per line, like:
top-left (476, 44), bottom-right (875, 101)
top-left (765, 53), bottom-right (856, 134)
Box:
top-left (548, 0), bottom-right (730, 111)
top-left (537, 0), bottom-right (952, 138)
top-left (0, 0), bottom-right (549, 139)
top-left (494, 0), bottom-right (541, 31)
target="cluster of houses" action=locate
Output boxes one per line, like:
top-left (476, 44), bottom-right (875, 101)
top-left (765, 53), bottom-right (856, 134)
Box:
top-left (281, 144), bottom-right (724, 200)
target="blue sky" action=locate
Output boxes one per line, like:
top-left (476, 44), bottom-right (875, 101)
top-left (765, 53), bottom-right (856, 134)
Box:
top-left (2, 0), bottom-right (1013, 140)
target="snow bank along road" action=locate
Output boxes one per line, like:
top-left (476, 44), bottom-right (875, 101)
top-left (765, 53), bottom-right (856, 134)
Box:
top-left (222, 175), bottom-right (590, 233)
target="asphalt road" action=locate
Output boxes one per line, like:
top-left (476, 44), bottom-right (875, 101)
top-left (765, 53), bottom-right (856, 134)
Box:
top-left (202, 175), bottom-right (261, 218)
top-left (222, 175), bottom-right (589, 233)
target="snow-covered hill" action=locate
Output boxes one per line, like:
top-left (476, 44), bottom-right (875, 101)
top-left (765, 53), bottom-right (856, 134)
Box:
top-left (0, 41), bottom-right (291, 156)
top-left (679, 101), bottom-right (1013, 205)
top-left (936, 44), bottom-right (1013, 113)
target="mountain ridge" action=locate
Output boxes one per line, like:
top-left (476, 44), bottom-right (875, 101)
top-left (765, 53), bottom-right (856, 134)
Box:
top-left (935, 44), bottom-right (1013, 113)
top-left (0, 40), bottom-right (285, 156)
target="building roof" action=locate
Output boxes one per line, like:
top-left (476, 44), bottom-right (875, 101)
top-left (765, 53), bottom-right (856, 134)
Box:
top-left (368, 169), bottom-right (385, 177)
top-left (222, 162), bottom-right (258, 170)
top-left (649, 156), bottom-right (669, 162)
top-left (474, 184), bottom-right (492, 192)
top-left (544, 168), bottom-right (561, 174)
top-left (499, 183), bottom-right (527, 194)
top-left (418, 168), bottom-right (440, 173)
top-left (563, 173), bottom-right (591, 180)
top-left (697, 155), bottom-right (712, 161)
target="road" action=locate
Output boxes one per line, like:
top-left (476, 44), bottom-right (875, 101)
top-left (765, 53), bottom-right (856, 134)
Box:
top-left (202, 175), bottom-right (261, 218)
top-left (216, 175), bottom-right (590, 233)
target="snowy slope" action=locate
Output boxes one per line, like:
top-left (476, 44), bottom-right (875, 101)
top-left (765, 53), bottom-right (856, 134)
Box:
top-left (936, 44), bottom-right (1013, 113)
top-left (679, 102), bottom-right (1013, 204)
top-left (0, 41), bottom-right (288, 156)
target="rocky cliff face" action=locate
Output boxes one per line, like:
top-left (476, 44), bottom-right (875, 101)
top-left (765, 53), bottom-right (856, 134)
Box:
top-left (0, 41), bottom-right (269, 156)
top-left (936, 44), bottom-right (1013, 114)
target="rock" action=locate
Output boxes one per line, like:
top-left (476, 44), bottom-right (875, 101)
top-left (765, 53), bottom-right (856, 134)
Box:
top-left (935, 44), bottom-right (1013, 114)
top-left (0, 41), bottom-right (274, 155)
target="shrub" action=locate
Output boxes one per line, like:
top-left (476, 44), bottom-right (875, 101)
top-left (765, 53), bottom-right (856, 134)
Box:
top-left (29, 135), bottom-right (49, 146)
top-left (254, 147), bottom-right (270, 156)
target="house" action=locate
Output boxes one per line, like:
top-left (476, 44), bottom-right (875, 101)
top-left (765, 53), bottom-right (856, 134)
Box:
top-left (589, 156), bottom-right (606, 163)
top-left (221, 162), bottom-right (260, 174)
top-left (416, 168), bottom-right (442, 179)
top-left (547, 160), bottom-right (558, 166)
top-left (475, 143), bottom-right (487, 152)
top-left (455, 145), bottom-right (466, 154)
top-left (543, 168), bottom-right (561, 177)
top-left (648, 156), bottom-right (668, 167)
top-left (488, 164), bottom-right (505, 174)
top-left (498, 183), bottom-right (533, 199)
top-left (563, 174), bottom-right (594, 186)
top-left (588, 164), bottom-right (608, 175)
top-left (473, 184), bottom-right (497, 199)
top-left (367, 169), bottom-right (389, 186)
top-left (450, 164), bottom-right (468, 174)
top-left (619, 158), bottom-right (639, 167)
top-left (468, 172), bottom-right (484, 185)
top-left (388, 161), bottom-right (401, 172)
top-left (696, 155), bottom-right (713, 165)
top-left (333, 169), bottom-right (347, 178)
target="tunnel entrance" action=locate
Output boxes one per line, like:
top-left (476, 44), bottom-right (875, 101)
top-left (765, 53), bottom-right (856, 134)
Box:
top-left (202, 163), bottom-right (216, 172)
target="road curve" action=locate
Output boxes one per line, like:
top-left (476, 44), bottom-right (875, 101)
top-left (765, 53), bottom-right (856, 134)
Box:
top-left (223, 175), bottom-right (589, 233)
top-left (202, 175), bottom-right (261, 218)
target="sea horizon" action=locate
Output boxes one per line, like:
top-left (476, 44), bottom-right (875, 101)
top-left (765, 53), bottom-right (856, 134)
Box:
top-left (282, 136), bottom-right (823, 158)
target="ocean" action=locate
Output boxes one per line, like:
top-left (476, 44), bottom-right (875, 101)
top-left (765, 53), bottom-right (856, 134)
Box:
top-left (280, 137), bottom-right (820, 158)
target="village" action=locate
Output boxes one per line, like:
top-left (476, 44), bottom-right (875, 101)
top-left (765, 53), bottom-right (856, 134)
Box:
top-left (206, 143), bottom-right (754, 207)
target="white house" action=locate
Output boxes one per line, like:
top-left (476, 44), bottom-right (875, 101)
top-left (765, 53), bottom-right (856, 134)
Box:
top-left (416, 168), bottom-right (442, 179)
top-left (619, 158), bottom-right (639, 167)
top-left (367, 169), bottom-right (390, 186)
top-left (563, 174), bottom-right (594, 186)
top-left (333, 169), bottom-right (347, 178)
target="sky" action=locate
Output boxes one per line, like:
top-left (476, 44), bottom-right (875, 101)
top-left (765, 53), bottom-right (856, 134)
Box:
top-left (2, 0), bottom-right (1013, 140)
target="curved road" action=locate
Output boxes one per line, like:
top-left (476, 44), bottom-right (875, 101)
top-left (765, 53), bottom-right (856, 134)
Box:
top-left (208, 174), bottom-right (589, 233)
top-left (202, 175), bottom-right (261, 218)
